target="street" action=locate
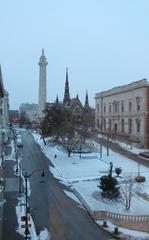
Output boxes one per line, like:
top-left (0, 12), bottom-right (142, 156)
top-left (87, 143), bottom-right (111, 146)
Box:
top-left (20, 130), bottom-right (115, 240)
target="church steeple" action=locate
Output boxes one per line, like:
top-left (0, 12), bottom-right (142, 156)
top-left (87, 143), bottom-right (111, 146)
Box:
top-left (84, 91), bottom-right (89, 107)
top-left (63, 68), bottom-right (70, 106)
top-left (56, 95), bottom-right (59, 105)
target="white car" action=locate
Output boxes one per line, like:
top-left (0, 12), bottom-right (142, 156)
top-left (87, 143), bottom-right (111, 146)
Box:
top-left (17, 138), bottom-right (23, 147)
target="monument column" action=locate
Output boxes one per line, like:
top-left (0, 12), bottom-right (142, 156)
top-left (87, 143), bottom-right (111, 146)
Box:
top-left (38, 49), bottom-right (48, 118)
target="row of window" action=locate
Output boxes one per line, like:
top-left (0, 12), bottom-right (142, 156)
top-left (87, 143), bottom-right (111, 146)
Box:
top-left (97, 118), bottom-right (141, 134)
top-left (96, 98), bottom-right (141, 114)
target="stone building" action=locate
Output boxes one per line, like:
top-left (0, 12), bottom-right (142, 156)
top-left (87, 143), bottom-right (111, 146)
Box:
top-left (95, 79), bottom-right (149, 146)
top-left (0, 66), bottom-right (10, 156)
top-left (19, 103), bottom-right (39, 124)
top-left (52, 68), bottom-right (94, 127)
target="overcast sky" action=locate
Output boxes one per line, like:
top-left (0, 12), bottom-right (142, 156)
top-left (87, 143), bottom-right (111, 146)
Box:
top-left (0, 0), bottom-right (149, 109)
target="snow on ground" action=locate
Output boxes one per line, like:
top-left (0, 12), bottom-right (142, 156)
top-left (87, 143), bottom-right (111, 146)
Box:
top-left (73, 180), bottom-right (149, 215)
top-left (96, 220), bottom-right (149, 240)
top-left (16, 196), bottom-right (37, 239)
top-left (63, 190), bottom-right (82, 205)
top-left (12, 134), bottom-right (51, 240)
top-left (16, 195), bottom-right (51, 240)
top-left (38, 228), bottom-right (51, 240)
top-left (4, 140), bottom-right (16, 161)
top-left (32, 132), bottom-right (149, 239)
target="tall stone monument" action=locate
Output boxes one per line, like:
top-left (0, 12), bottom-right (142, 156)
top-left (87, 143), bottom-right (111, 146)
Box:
top-left (38, 49), bottom-right (48, 118)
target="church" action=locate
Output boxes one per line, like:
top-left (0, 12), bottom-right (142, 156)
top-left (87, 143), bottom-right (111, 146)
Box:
top-left (19, 49), bottom-right (94, 127)
top-left (52, 68), bottom-right (92, 125)
top-left (38, 49), bottom-right (94, 127)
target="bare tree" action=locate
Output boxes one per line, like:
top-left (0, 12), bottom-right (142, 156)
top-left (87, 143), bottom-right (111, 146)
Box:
top-left (120, 176), bottom-right (142, 210)
top-left (64, 136), bottom-right (82, 157)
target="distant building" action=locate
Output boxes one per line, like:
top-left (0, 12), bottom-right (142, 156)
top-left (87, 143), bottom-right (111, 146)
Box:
top-left (9, 110), bottom-right (20, 124)
top-left (19, 103), bottom-right (39, 125)
top-left (95, 79), bottom-right (149, 147)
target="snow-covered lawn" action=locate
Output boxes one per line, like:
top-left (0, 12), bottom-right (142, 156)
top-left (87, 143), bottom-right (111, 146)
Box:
top-left (33, 133), bottom-right (149, 239)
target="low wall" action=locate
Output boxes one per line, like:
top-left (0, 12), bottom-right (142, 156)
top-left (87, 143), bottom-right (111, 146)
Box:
top-left (73, 187), bottom-right (149, 232)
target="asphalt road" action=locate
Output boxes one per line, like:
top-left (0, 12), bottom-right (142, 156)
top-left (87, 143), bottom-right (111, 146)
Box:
top-left (21, 130), bottom-right (116, 240)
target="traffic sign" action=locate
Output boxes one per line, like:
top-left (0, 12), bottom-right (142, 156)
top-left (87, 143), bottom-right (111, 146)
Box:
top-left (21, 215), bottom-right (30, 221)
top-left (21, 224), bottom-right (31, 228)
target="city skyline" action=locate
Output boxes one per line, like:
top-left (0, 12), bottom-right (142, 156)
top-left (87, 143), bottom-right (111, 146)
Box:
top-left (0, 0), bottom-right (149, 109)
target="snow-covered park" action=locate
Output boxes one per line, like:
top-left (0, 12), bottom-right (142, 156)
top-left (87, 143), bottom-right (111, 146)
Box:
top-left (32, 132), bottom-right (149, 240)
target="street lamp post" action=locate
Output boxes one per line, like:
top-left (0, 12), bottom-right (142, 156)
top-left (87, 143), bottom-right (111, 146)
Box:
top-left (22, 169), bottom-right (45, 239)
top-left (100, 142), bottom-right (102, 158)
top-left (24, 173), bottom-right (30, 239)
top-left (79, 144), bottom-right (82, 159)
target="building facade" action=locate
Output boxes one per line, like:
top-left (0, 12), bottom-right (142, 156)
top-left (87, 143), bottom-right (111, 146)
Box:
top-left (0, 66), bottom-right (10, 156)
top-left (95, 79), bottom-right (149, 146)
top-left (19, 103), bottom-right (39, 124)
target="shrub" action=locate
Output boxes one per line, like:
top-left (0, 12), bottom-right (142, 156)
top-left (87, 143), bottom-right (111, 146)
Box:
top-left (115, 167), bottom-right (122, 177)
top-left (135, 176), bottom-right (145, 183)
top-left (99, 175), bottom-right (119, 198)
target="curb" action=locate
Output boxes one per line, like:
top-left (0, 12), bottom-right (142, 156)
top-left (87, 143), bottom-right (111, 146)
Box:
top-left (72, 187), bottom-right (134, 240)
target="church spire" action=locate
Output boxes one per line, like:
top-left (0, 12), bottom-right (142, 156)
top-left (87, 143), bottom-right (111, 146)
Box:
top-left (63, 68), bottom-right (70, 106)
top-left (84, 90), bottom-right (89, 107)
top-left (56, 95), bottom-right (59, 105)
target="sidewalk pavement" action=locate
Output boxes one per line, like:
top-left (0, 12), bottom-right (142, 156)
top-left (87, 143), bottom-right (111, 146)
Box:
top-left (93, 135), bottom-right (149, 169)
top-left (0, 143), bottom-right (24, 240)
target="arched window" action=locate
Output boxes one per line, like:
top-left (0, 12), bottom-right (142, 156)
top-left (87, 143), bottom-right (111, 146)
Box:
top-left (121, 119), bottom-right (124, 133)
top-left (128, 119), bottom-right (132, 134)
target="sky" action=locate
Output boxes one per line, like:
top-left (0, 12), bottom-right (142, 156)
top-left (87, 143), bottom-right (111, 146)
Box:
top-left (0, 0), bottom-right (149, 109)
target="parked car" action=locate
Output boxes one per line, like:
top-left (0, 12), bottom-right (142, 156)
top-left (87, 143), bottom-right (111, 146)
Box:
top-left (17, 138), bottom-right (23, 147)
top-left (17, 134), bottom-right (22, 139)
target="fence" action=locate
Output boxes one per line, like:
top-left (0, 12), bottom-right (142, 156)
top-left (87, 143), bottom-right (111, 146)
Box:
top-left (93, 210), bottom-right (149, 232)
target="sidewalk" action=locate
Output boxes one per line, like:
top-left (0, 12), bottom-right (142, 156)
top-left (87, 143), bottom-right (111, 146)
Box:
top-left (0, 143), bottom-right (24, 240)
top-left (93, 135), bottom-right (149, 168)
